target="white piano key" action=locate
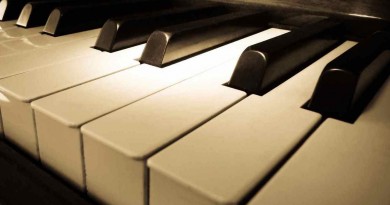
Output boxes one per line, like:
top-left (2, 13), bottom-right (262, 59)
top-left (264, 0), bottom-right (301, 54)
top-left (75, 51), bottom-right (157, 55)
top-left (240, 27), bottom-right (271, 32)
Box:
top-left (0, 20), bottom-right (16, 30)
top-left (31, 28), bottom-right (288, 189)
top-left (81, 60), bottom-right (246, 205)
top-left (0, 37), bottom-right (98, 79)
top-left (147, 41), bottom-right (356, 205)
top-left (0, 44), bottom-right (144, 158)
top-left (0, 26), bottom-right (43, 42)
top-left (0, 29), bottom-right (100, 56)
top-left (249, 78), bottom-right (390, 205)
top-left (0, 43), bottom-right (16, 55)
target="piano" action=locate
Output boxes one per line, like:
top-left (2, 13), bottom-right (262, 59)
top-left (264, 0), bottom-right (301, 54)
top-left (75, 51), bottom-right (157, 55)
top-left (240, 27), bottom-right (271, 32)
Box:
top-left (0, 0), bottom-right (389, 204)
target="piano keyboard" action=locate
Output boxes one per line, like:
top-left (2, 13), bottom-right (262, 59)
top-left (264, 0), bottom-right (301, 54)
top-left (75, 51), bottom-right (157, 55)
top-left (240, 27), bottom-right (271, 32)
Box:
top-left (0, 1), bottom-right (389, 205)
top-left (147, 41), bottom-right (356, 205)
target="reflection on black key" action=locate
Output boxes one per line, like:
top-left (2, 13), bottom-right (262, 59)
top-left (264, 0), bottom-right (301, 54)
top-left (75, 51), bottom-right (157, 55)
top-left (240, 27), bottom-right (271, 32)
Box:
top-left (228, 19), bottom-right (344, 95)
top-left (0, 0), bottom-right (41, 21)
top-left (308, 31), bottom-right (390, 122)
top-left (16, 0), bottom-right (89, 28)
top-left (94, 4), bottom-right (230, 52)
top-left (140, 11), bottom-right (269, 67)
top-left (42, 1), bottom-right (173, 36)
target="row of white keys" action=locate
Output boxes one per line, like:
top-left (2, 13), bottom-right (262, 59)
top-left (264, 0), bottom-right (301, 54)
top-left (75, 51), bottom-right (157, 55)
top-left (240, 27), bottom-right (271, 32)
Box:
top-left (249, 78), bottom-right (390, 205)
top-left (30, 28), bottom-right (288, 190)
top-left (147, 41), bottom-right (357, 205)
top-left (81, 60), bottom-right (246, 205)
top-left (0, 43), bottom-right (145, 158)
top-left (0, 28), bottom-right (101, 139)
top-left (0, 29), bottom-right (100, 57)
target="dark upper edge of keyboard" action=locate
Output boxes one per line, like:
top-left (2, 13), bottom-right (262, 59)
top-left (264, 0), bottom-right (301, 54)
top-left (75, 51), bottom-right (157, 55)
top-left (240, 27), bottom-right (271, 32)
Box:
top-left (16, 0), bottom-right (90, 28)
top-left (0, 0), bottom-right (48, 21)
top-left (42, 0), bottom-right (176, 36)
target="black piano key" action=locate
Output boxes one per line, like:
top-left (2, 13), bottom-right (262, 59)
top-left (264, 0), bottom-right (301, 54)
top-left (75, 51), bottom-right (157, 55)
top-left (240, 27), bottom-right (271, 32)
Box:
top-left (228, 19), bottom-right (344, 95)
top-left (308, 31), bottom-right (390, 121)
top-left (16, 0), bottom-right (93, 28)
top-left (0, 0), bottom-right (42, 21)
top-left (94, 4), bottom-right (231, 52)
top-left (140, 11), bottom-right (270, 67)
top-left (42, 1), bottom-right (175, 36)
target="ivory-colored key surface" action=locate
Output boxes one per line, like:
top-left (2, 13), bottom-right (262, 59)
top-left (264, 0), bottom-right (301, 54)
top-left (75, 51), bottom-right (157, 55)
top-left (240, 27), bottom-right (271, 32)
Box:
top-left (0, 26), bottom-right (43, 42)
top-left (0, 20), bottom-right (17, 30)
top-left (81, 60), bottom-right (246, 205)
top-left (0, 28), bottom-right (99, 136)
top-left (0, 37), bottom-right (97, 79)
top-left (0, 43), bottom-right (15, 55)
top-left (0, 29), bottom-right (100, 56)
top-left (147, 41), bottom-right (356, 205)
top-left (249, 79), bottom-right (390, 205)
top-left (31, 29), bottom-right (288, 189)
top-left (0, 44), bottom-right (144, 159)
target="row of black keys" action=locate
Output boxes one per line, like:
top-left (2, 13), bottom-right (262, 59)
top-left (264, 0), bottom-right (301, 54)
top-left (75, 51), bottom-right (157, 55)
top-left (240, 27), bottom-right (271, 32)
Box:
top-left (1, 0), bottom-right (389, 122)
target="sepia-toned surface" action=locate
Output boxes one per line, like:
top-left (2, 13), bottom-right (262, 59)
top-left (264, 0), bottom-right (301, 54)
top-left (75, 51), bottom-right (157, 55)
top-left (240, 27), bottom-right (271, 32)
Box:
top-left (210, 0), bottom-right (390, 20)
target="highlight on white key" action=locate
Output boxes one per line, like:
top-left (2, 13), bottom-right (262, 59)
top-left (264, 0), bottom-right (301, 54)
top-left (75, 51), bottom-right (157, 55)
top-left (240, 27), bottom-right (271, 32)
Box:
top-left (0, 92), bottom-right (10, 103)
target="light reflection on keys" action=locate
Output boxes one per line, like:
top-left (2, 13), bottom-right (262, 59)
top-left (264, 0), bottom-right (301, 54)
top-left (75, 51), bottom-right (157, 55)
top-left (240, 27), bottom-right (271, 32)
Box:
top-left (0, 29), bottom-right (100, 56)
top-left (0, 26), bottom-right (43, 42)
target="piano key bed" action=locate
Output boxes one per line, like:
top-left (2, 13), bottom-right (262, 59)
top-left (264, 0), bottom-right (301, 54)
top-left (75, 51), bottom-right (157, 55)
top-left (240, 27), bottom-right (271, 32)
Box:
top-left (0, 0), bottom-right (389, 204)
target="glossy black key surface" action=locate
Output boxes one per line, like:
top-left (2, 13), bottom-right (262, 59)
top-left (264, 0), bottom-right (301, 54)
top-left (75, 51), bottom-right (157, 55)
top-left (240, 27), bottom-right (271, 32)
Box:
top-left (308, 31), bottom-right (390, 121)
top-left (140, 11), bottom-right (269, 67)
top-left (94, 4), bottom-right (230, 52)
top-left (16, 0), bottom-right (92, 28)
top-left (43, 1), bottom-right (174, 36)
top-left (228, 19), bottom-right (344, 95)
top-left (0, 0), bottom-right (41, 21)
